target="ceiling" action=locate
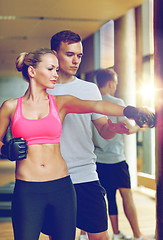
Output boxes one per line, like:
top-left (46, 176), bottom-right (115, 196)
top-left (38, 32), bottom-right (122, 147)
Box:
top-left (0, 0), bottom-right (146, 76)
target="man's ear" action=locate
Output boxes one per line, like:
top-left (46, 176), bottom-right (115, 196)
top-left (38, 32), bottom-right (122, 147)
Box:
top-left (107, 81), bottom-right (112, 89)
top-left (28, 66), bottom-right (35, 78)
top-left (52, 50), bottom-right (57, 56)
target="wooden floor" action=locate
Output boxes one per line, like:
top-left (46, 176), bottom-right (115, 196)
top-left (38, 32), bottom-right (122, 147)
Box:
top-left (0, 160), bottom-right (156, 240)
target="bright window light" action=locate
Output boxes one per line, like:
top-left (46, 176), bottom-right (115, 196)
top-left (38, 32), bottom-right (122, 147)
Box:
top-left (0, 16), bottom-right (16, 20)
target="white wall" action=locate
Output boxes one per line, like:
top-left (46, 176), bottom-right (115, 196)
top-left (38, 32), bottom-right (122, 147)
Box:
top-left (0, 76), bottom-right (28, 107)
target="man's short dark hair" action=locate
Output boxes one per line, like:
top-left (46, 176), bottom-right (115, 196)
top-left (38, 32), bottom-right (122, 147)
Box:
top-left (51, 30), bottom-right (82, 51)
top-left (96, 68), bottom-right (117, 88)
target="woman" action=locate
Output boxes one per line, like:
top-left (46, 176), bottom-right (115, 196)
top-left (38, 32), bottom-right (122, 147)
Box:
top-left (0, 48), bottom-right (154, 240)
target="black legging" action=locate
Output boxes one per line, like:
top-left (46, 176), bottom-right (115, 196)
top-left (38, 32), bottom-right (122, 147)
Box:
top-left (12, 176), bottom-right (76, 240)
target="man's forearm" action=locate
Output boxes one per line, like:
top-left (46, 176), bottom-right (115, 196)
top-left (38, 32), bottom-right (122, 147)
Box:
top-left (99, 122), bottom-right (117, 139)
top-left (98, 119), bottom-right (129, 139)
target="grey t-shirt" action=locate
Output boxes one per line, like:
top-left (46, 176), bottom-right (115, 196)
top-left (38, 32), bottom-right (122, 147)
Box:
top-left (47, 77), bottom-right (104, 184)
top-left (92, 94), bottom-right (127, 164)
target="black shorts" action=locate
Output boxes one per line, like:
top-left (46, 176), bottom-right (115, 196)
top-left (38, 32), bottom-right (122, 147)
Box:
top-left (12, 176), bottom-right (76, 240)
top-left (74, 180), bottom-right (108, 233)
top-left (97, 161), bottom-right (131, 190)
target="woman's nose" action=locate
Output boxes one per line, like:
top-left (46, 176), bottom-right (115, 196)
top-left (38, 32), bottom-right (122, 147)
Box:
top-left (54, 71), bottom-right (58, 79)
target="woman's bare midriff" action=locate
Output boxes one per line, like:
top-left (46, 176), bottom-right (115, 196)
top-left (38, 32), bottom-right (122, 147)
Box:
top-left (15, 143), bottom-right (69, 182)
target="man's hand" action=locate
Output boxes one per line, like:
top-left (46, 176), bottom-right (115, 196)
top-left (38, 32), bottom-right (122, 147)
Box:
top-left (108, 119), bottom-right (129, 135)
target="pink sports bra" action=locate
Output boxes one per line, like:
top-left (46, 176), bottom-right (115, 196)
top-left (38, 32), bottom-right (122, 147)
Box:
top-left (11, 94), bottom-right (62, 145)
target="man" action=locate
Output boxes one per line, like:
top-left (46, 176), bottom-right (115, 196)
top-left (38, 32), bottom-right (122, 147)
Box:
top-left (45, 31), bottom-right (154, 240)
top-left (93, 68), bottom-right (149, 240)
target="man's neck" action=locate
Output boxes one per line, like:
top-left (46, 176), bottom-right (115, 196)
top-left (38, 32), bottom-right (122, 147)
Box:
top-left (57, 74), bottom-right (76, 84)
top-left (100, 88), bottom-right (112, 96)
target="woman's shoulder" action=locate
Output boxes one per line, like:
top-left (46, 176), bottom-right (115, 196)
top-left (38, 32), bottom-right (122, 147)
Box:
top-left (1, 98), bottom-right (18, 112)
top-left (53, 94), bottom-right (79, 111)
top-left (3, 98), bottom-right (18, 105)
top-left (53, 94), bottom-right (74, 100)
top-left (54, 94), bottom-right (75, 104)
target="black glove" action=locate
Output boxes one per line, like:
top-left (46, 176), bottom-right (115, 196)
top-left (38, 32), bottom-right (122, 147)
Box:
top-left (1, 137), bottom-right (28, 161)
top-left (123, 106), bottom-right (157, 128)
